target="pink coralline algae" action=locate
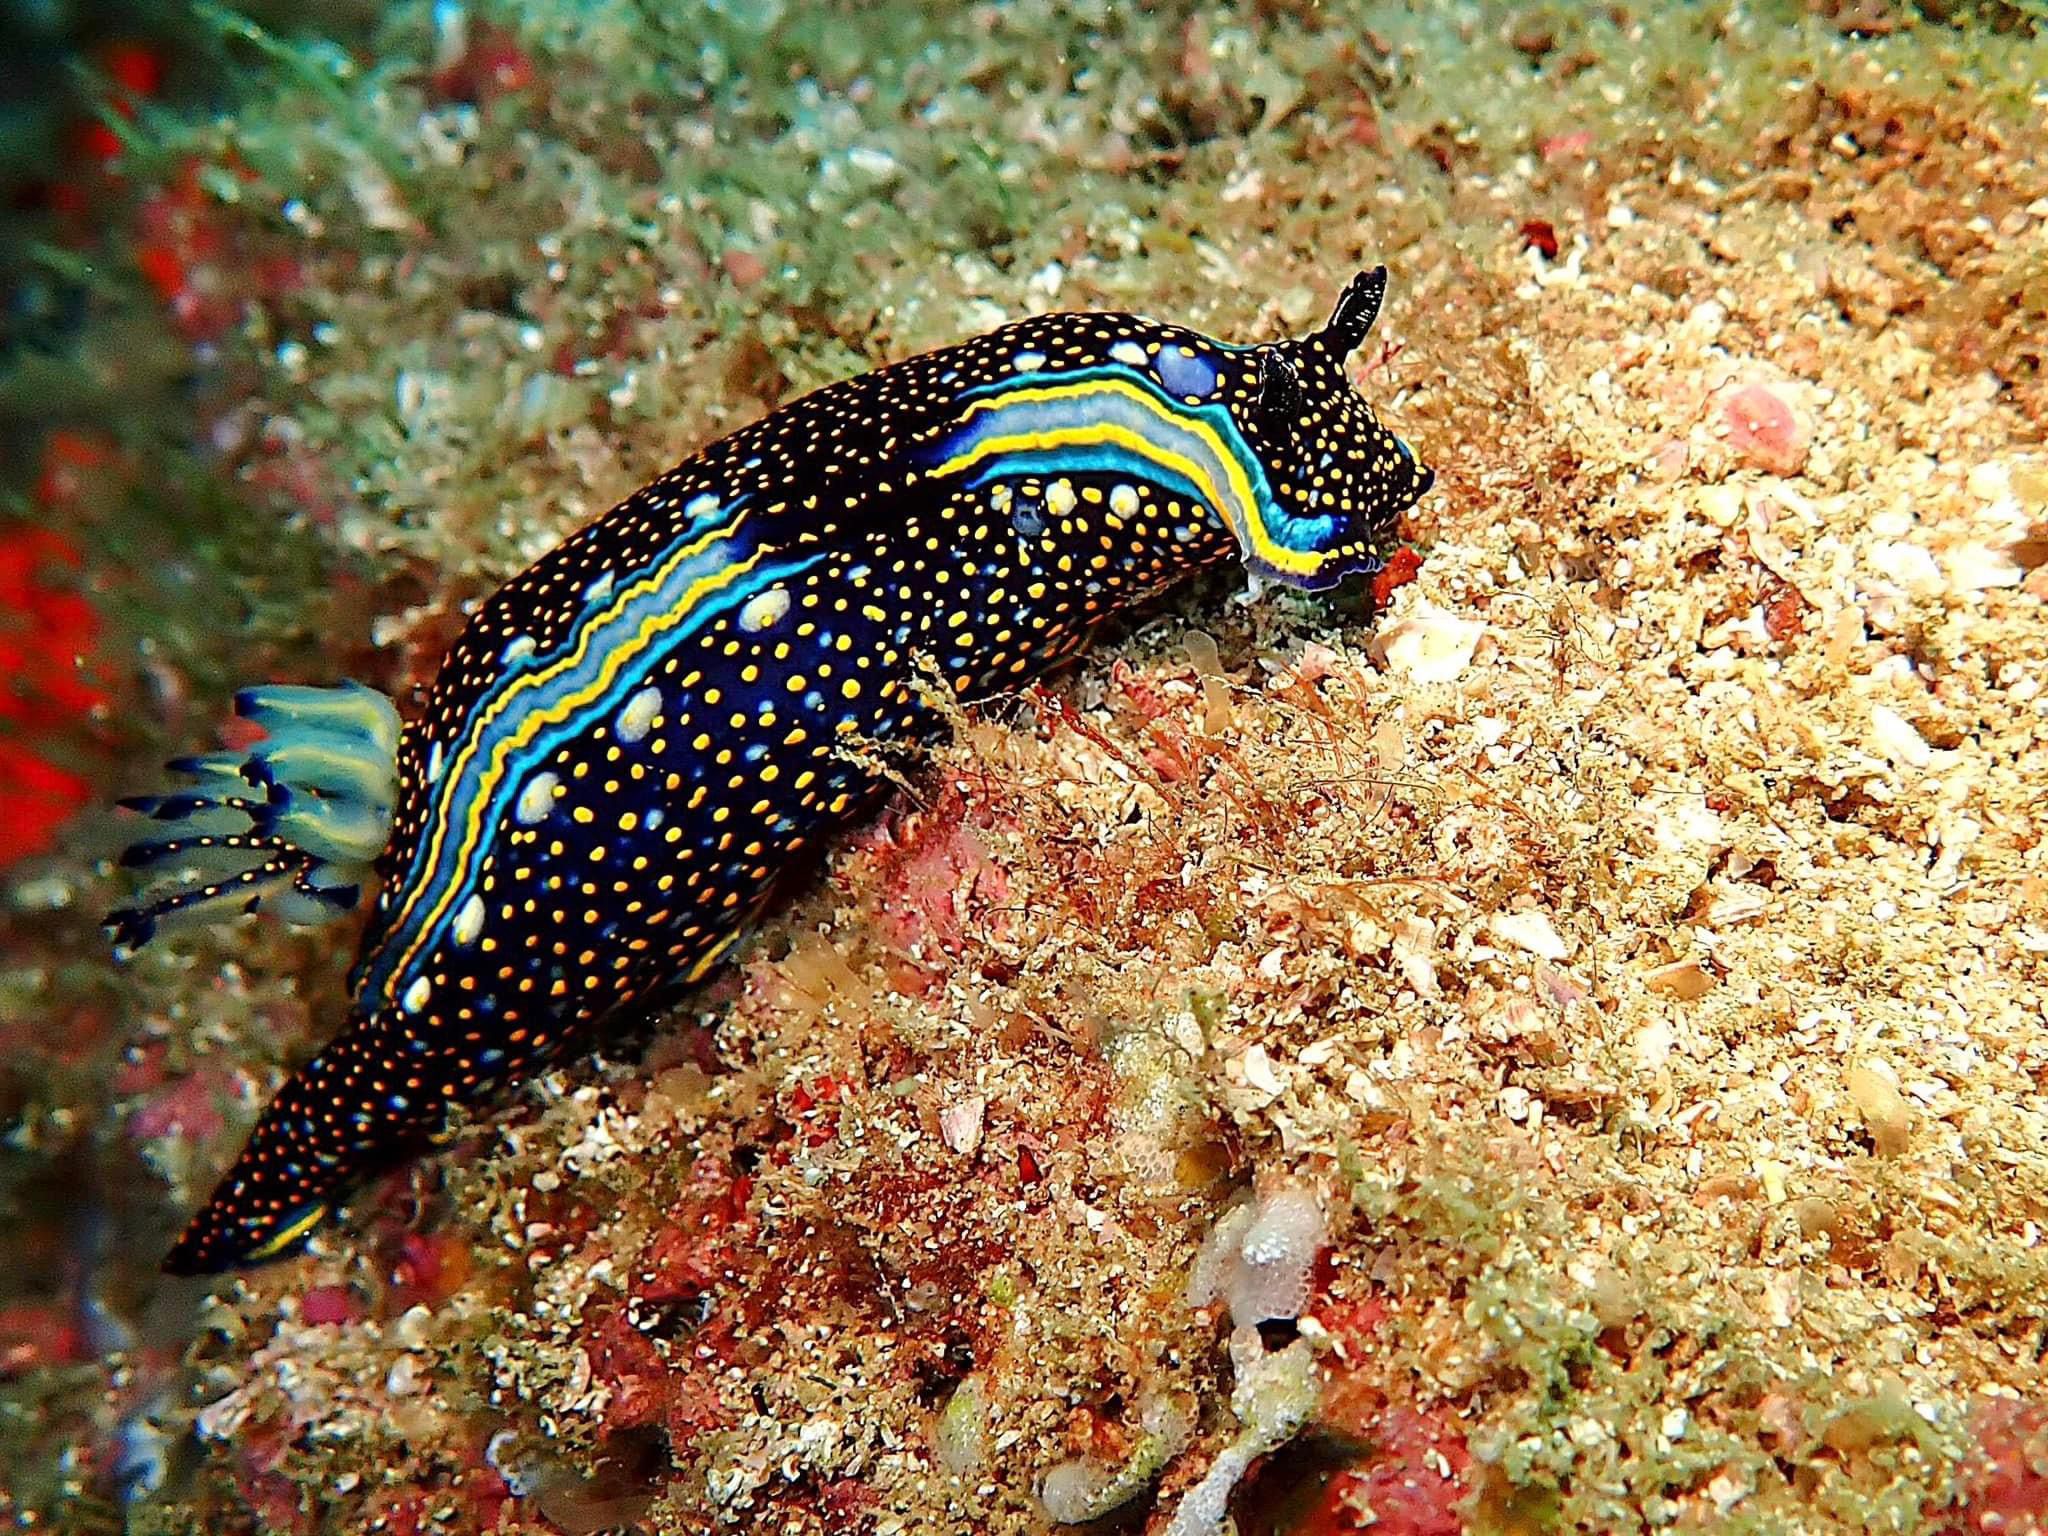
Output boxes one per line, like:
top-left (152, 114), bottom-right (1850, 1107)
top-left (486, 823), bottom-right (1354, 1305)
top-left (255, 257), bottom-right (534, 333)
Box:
top-left (0, 739), bottom-right (92, 870)
top-left (127, 158), bottom-right (306, 344)
top-left (1297, 1298), bottom-right (1472, 1536)
top-left (0, 475), bottom-right (111, 866)
top-left (1940, 1398), bottom-right (2048, 1536)
top-left (125, 1066), bottom-right (238, 1145)
top-left (384, 1231), bottom-right (475, 1314)
top-left (1722, 381), bottom-right (1811, 476)
top-left (297, 1285), bottom-right (363, 1327)
top-left (35, 37), bottom-right (164, 216)
top-left (1539, 129), bottom-right (1594, 162)
top-left (1316, 1407), bottom-right (1472, 1536)
top-left (849, 779), bottom-right (1010, 974)
top-left (429, 22), bottom-right (538, 107)
top-left (599, 1155), bottom-right (758, 1448)
top-left (133, 163), bottom-right (249, 342)
top-left (0, 1301), bottom-right (86, 1379)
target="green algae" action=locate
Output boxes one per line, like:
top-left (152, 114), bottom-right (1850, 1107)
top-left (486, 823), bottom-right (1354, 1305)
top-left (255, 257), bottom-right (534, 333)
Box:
top-left (1350, 1136), bottom-right (1985, 1533)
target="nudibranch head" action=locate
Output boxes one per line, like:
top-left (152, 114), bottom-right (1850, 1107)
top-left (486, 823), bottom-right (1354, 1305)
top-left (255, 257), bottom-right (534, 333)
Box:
top-left (1221, 266), bottom-right (1434, 591)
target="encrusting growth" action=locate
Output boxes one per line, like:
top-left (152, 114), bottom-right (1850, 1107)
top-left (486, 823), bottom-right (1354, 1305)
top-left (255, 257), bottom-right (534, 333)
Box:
top-left (111, 269), bottom-right (1433, 1274)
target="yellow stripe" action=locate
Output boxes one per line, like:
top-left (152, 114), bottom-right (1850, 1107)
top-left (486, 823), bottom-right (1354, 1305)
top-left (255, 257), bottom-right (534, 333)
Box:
top-left (684, 927), bottom-right (744, 983)
top-left (932, 377), bottom-right (1323, 580)
top-left (247, 1200), bottom-right (329, 1260)
top-left (382, 518), bottom-right (761, 991)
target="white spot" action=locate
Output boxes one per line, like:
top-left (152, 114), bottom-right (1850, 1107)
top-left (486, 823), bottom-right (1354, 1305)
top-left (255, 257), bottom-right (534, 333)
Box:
top-left (1110, 484), bottom-right (1139, 517)
top-left (1488, 909), bottom-right (1569, 961)
top-left (617, 686), bottom-right (662, 744)
top-left (452, 893), bottom-right (486, 946)
top-left (1046, 479), bottom-right (1077, 517)
top-left (501, 634), bottom-right (537, 664)
top-left (584, 571), bottom-right (615, 604)
top-left (739, 589), bottom-right (791, 632)
top-left (990, 484), bottom-right (1013, 514)
top-left (424, 739), bottom-right (445, 785)
top-left (1870, 704), bottom-right (1932, 769)
top-left (515, 771), bottom-right (560, 825)
top-left (1377, 602), bottom-right (1484, 685)
top-left (685, 492), bottom-right (720, 521)
top-left (1013, 350), bottom-right (1047, 373)
top-left (1110, 339), bottom-right (1148, 367)
top-left (402, 975), bottom-right (432, 1014)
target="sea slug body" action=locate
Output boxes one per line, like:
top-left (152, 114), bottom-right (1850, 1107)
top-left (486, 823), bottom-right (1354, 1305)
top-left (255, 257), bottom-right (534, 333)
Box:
top-left (110, 268), bottom-right (1433, 1273)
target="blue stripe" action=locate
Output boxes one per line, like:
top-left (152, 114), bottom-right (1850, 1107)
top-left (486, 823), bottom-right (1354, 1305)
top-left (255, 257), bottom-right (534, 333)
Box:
top-left (943, 363), bottom-right (1343, 556)
top-left (359, 515), bottom-right (820, 999)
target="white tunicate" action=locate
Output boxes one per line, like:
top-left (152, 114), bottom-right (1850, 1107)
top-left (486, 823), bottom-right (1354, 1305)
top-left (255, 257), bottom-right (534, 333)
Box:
top-left (1105, 1027), bottom-right (1204, 1194)
top-left (1046, 479), bottom-right (1077, 517)
top-left (1158, 1200), bottom-right (1328, 1536)
top-left (1039, 1460), bottom-right (1112, 1525)
top-left (1039, 1393), bottom-right (1192, 1525)
top-left (1162, 1442), bottom-right (1253, 1536)
top-left (1188, 1183), bottom-right (1327, 1329)
top-left (935, 1376), bottom-right (988, 1479)
top-left (1229, 1196), bottom-right (1323, 1326)
top-left (1228, 1263), bottom-right (1314, 1330)
top-left (1110, 484), bottom-right (1140, 518)
top-left (1161, 1340), bottom-right (1317, 1536)
top-left (1187, 1202), bottom-right (1255, 1310)
top-left (1241, 1185), bottom-right (1326, 1269)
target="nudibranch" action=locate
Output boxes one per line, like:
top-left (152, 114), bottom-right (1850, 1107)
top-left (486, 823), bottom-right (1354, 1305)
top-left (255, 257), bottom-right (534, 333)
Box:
top-left (111, 268), bottom-right (1433, 1273)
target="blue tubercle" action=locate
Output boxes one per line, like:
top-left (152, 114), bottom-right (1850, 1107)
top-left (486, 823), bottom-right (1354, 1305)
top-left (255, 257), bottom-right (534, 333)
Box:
top-left (1155, 344), bottom-right (1220, 399)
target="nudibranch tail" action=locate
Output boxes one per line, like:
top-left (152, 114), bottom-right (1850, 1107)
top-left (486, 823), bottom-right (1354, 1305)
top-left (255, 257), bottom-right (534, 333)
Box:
top-left (161, 1006), bottom-right (469, 1273)
top-left (108, 681), bottom-right (400, 953)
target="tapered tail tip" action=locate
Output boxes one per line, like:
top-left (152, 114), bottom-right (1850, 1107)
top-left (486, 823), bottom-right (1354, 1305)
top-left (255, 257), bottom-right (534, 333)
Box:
top-left (163, 1195), bottom-right (332, 1275)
